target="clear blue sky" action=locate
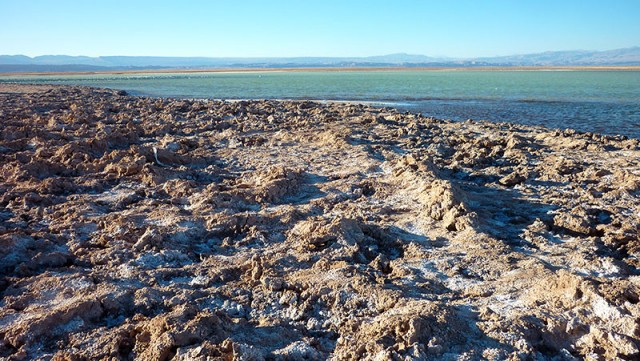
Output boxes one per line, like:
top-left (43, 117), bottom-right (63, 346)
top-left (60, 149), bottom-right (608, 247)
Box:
top-left (1, 0), bottom-right (639, 58)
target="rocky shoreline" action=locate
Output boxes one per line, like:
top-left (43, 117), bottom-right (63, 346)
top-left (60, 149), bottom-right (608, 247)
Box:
top-left (0, 84), bottom-right (639, 360)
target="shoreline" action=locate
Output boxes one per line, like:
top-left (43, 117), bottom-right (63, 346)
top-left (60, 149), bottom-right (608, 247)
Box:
top-left (1, 65), bottom-right (640, 77)
top-left (0, 82), bottom-right (640, 140)
top-left (1, 84), bottom-right (639, 359)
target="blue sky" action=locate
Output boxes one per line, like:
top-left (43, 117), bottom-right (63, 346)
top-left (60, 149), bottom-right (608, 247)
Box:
top-left (1, 0), bottom-right (639, 58)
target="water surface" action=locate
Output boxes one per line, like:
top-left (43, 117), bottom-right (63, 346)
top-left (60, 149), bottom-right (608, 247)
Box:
top-left (3, 70), bottom-right (639, 138)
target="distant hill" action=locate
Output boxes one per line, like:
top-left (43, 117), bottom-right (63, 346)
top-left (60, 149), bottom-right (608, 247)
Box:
top-left (0, 53), bottom-right (451, 69)
top-left (0, 47), bottom-right (638, 73)
top-left (474, 47), bottom-right (640, 66)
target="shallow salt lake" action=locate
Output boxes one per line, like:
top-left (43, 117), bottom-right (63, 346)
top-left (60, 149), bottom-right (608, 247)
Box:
top-left (3, 69), bottom-right (639, 138)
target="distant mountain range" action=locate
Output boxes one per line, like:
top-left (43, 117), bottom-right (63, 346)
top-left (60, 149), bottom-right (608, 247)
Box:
top-left (1, 47), bottom-right (639, 73)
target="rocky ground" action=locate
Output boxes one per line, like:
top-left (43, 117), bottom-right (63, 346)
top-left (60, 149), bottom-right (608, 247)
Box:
top-left (0, 84), bottom-right (639, 360)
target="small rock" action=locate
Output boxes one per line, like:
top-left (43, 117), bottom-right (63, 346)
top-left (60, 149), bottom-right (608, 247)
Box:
top-left (134, 228), bottom-right (162, 250)
top-left (499, 172), bottom-right (526, 186)
top-left (261, 276), bottom-right (284, 291)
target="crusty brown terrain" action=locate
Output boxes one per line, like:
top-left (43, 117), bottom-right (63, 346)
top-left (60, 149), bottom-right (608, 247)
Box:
top-left (0, 84), bottom-right (639, 360)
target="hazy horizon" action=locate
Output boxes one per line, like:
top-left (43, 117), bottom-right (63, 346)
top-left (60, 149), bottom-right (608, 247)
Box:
top-left (3, 46), bottom-right (639, 60)
top-left (2, 0), bottom-right (639, 59)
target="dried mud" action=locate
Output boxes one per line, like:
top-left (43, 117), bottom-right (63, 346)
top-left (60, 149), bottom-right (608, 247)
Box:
top-left (0, 84), bottom-right (639, 360)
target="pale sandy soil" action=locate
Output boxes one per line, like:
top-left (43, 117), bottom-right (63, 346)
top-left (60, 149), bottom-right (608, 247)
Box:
top-left (1, 66), bottom-right (639, 77)
top-left (0, 84), bottom-right (639, 360)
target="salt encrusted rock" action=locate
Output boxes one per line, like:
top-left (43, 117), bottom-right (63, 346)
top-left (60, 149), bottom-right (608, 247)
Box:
top-left (553, 206), bottom-right (611, 237)
top-left (499, 171), bottom-right (526, 186)
top-left (288, 216), bottom-right (364, 251)
top-left (134, 228), bottom-right (162, 251)
top-left (246, 166), bottom-right (304, 204)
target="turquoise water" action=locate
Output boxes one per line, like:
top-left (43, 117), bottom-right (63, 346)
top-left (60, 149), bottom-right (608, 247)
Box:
top-left (2, 70), bottom-right (639, 138)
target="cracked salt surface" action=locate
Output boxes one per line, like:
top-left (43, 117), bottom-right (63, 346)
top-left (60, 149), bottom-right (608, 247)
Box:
top-left (2, 85), bottom-right (639, 359)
